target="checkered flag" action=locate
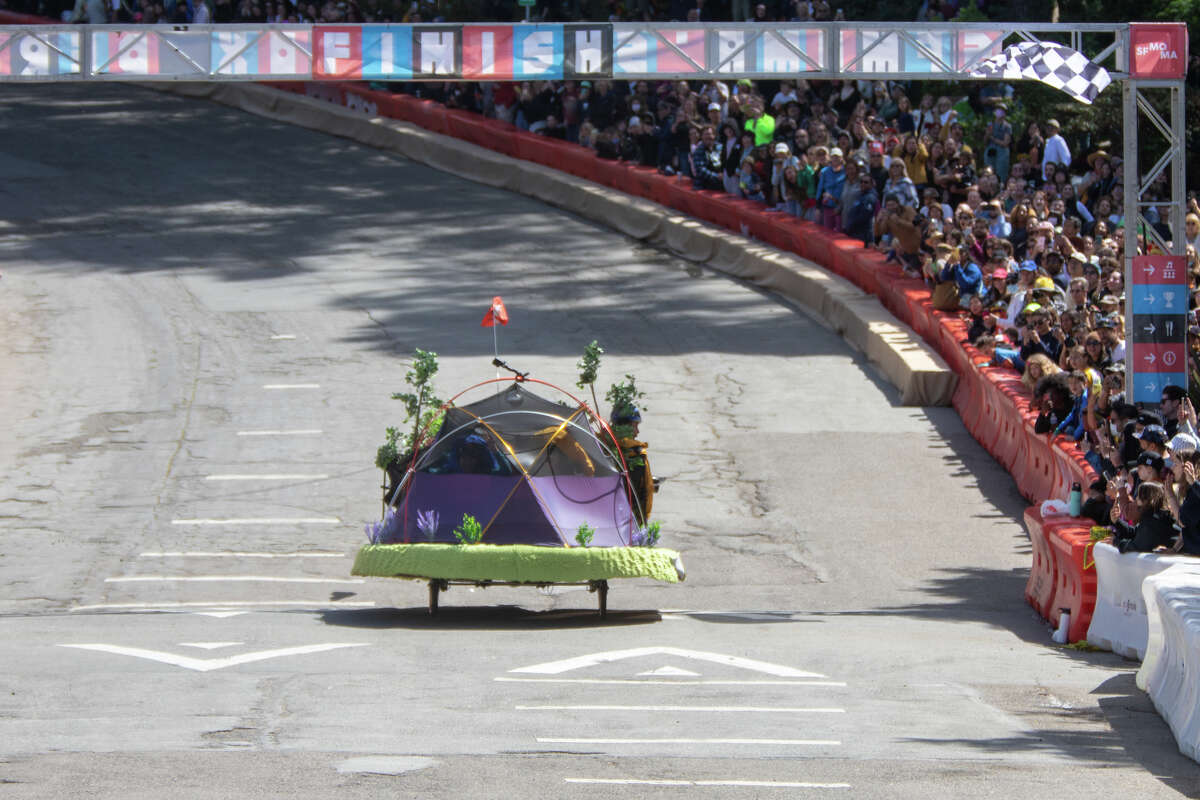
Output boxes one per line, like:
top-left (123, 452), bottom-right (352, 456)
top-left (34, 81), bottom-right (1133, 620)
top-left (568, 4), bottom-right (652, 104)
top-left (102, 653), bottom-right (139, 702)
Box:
top-left (969, 42), bottom-right (1112, 105)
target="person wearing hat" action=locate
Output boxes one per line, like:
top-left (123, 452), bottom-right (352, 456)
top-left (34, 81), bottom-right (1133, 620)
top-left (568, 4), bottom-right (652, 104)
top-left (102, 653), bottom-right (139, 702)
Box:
top-left (705, 101), bottom-right (724, 128)
top-left (1136, 425), bottom-right (1171, 467)
top-left (1080, 477), bottom-right (1114, 525)
top-left (816, 146), bottom-right (847, 230)
top-left (1095, 312), bottom-right (1126, 361)
top-left (981, 265), bottom-right (1010, 309)
top-left (1164, 433), bottom-right (1200, 555)
top-left (1041, 118), bottom-right (1071, 182)
top-left (610, 404), bottom-right (654, 524)
top-left (1019, 305), bottom-right (1064, 363)
top-left (1080, 149), bottom-right (1117, 211)
top-left (769, 141), bottom-right (800, 208)
top-left (1002, 259), bottom-right (1042, 325)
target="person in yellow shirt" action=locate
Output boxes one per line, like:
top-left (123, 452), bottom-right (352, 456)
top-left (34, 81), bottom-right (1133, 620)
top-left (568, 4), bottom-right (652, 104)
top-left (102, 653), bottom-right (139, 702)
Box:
top-left (743, 99), bottom-right (775, 147)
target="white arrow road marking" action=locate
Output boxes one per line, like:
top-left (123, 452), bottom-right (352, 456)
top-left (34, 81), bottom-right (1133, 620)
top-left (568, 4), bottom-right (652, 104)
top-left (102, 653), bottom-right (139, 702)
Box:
top-left (517, 705), bottom-right (845, 713)
top-left (179, 642), bottom-right (243, 650)
top-left (510, 647), bottom-right (826, 678)
top-left (58, 643), bottom-right (369, 672)
top-left (269, 334), bottom-right (296, 340)
top-left (105, 576), bottom-right (364, 585)
top-left (565, 779), bottom-right (850, 789)
top-left (195, 611), bottom-right (249, 618)
top-left (638, 666), bottom-right (700, 677)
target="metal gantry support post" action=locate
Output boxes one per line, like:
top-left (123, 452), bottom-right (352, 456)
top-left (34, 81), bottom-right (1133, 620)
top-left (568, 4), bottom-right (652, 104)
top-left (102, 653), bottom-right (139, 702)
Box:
top-left (1122, 76), bottom-right (1189, 396)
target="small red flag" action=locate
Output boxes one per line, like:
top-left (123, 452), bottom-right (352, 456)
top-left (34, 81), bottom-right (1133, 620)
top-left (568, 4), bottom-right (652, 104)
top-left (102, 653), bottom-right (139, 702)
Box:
top-left (481, 296), bottom-right (509, 327)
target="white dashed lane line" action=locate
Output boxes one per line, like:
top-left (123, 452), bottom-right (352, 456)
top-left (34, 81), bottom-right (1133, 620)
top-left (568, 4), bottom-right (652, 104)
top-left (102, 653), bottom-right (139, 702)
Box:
top-left (104, 575), bottom-right (364, 584)
top-left (537, 738), bottom-right (841, 746)
top-left (69, 601), bottom-right (374, 611)
top-left (516, 705), bottom-right (845, 714)
top-left (235, 429), bottom-right (323, 436)
top-left (204, 474), bottom-right (331, 481)
top-left (171, 518), bottom-right (341, 525)
top-left (565, 779), bottom-right (851, 789)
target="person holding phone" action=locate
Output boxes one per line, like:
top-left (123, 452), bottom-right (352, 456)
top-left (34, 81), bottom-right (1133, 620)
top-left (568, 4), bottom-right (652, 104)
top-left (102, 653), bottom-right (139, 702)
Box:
top-left (1109, 480), bottom-right (1180, 553)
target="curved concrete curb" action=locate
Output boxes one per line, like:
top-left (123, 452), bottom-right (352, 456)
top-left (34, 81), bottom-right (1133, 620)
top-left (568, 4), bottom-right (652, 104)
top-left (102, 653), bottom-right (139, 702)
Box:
top-left (152, 82), bottom-right (955, 406)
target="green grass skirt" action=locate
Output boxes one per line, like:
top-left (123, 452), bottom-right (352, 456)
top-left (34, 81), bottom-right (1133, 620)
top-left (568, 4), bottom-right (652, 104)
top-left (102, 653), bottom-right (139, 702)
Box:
top-left (352, 543), bottom-right (684, 584)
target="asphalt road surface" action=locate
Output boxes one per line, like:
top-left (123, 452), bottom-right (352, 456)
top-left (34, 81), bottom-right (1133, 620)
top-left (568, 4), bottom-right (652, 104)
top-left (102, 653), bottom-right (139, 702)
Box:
top-left (1, 84), bottom-right (1198, 799)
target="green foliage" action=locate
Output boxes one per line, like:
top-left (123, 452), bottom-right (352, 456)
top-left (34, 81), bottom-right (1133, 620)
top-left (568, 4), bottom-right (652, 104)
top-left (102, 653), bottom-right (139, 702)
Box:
top-left (636, 520), bottom-right (661, 547)
top-left (375, 426), bottom-right (402, 471)
top-left (378, 348), bottom-right (443, 470)
top-left (575, 522), bottom-right (595, 548)
top-left (576, 340), bottom-right (604, 390)
top-left (605, 374), bottom-right (646, 423)
top-left (453, 513), bottom-right (484, 544)
top-left (952, 3), bottom-right (990, 21)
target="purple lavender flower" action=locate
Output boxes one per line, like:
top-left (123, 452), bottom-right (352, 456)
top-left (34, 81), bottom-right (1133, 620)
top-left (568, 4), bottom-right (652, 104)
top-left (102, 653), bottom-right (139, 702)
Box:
top-left (416, 508), bottom-right (439, 541)
top-left (365, 507), bottom-right (402, 544)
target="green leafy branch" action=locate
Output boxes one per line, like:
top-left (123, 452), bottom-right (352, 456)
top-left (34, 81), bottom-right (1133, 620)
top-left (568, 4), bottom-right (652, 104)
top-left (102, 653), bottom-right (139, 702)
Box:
top-left (453, 513), bottom-right (484, 544)
top-left (606, 374), bottom-right (646, 441)
top-left (575, 522), bottom-right (595, 548)
top-left (377, 348), bottom-right (444, 471)
top-left (576, 339), bottom-right (604, 416)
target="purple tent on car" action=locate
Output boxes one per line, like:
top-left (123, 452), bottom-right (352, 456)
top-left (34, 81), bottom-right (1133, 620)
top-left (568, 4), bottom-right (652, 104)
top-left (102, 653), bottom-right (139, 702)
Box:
top-left (390, 380), bottom-right (638, 547)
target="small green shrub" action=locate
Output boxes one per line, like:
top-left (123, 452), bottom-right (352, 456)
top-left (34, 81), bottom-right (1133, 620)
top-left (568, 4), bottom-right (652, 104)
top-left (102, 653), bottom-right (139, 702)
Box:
top-left (453, 513), bottom-right (484, 544)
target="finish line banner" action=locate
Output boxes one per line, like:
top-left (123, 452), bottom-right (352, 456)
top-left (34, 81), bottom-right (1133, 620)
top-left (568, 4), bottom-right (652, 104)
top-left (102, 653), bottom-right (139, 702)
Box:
top-left (0, 23), bottom-right (1004, 81)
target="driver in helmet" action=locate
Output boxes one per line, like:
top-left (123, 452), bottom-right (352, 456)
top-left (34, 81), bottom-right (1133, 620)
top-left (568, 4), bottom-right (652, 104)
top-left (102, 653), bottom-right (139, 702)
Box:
top-left (611, 404), bottom-right (654, 525)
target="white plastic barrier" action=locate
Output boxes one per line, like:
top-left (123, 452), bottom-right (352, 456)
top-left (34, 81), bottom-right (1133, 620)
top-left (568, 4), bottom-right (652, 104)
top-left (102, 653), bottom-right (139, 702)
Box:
top-left (1137, 563), bottom-right (1200, 763)
top-left (1086, 542), bottom-right (1194, 659)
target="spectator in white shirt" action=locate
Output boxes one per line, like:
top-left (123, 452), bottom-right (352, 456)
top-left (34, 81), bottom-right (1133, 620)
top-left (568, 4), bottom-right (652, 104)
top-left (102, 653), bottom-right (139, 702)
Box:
top-left (1042, 118), bottom-right (1071, 181)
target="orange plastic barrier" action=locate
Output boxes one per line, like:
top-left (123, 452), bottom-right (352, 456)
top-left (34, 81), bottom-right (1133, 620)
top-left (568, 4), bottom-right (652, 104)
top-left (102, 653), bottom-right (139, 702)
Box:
top-left (1023, 506), bottom-right (1059, 619)
top-left (1045, 517), bottom-right (1098, 642)
top-left (1024, 507), bottom-right (1098, 641)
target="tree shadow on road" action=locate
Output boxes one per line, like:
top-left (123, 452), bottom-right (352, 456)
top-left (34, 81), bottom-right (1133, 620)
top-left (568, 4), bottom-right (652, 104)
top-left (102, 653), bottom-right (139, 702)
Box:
top-left (321, 605), bottom-right (662, 630)
top-left (897, 672), bottom-right (1200, 797)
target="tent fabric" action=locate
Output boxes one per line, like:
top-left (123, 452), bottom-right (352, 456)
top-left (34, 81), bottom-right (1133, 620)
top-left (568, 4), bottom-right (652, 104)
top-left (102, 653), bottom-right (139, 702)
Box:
top-left (393, 382), bottom-right (637, 547)
top-left (352, 543), bottom-right (684, 584)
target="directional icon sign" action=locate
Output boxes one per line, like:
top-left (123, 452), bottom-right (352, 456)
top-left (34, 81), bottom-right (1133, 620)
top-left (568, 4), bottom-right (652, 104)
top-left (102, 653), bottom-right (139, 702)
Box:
top-left (1130, 255), bottom-right (1189, 404)
top-left (1131, 313), bottom-right (1186, 344)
